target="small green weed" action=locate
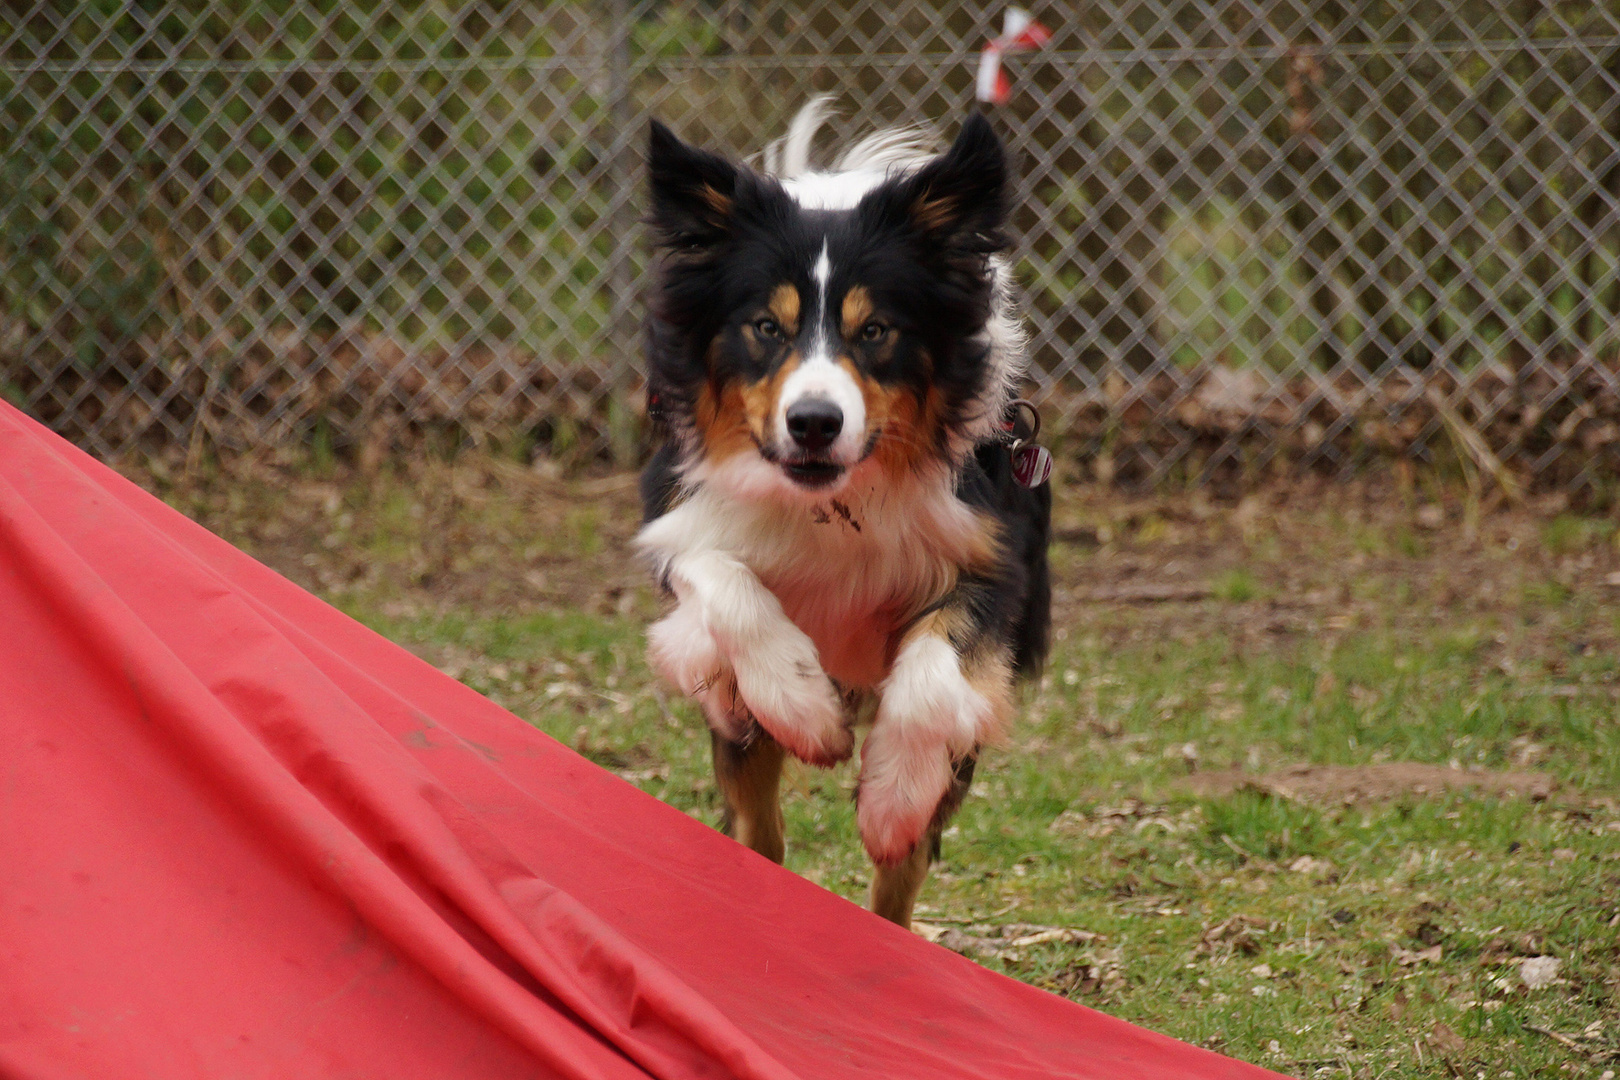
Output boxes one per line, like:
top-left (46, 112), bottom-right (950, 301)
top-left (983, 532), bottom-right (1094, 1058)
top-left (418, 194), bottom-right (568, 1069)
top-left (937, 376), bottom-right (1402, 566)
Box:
top-left (1394, 525), bottom-right (1429, 557)
top-left (1521, 579), bottom-right (1572, 607)
top-left (1212, 567), bottom-right (1260, 602)
top-left (1541, 514), bottom-right (1616, 554)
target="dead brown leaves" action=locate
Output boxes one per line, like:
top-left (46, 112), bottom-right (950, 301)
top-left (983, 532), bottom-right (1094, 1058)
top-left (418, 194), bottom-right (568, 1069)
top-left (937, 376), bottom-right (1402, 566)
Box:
top-left (1427, 1021), bottom-right (1467, 1055)
top-left (1067, 353), bottom-right (1620, 493)
top-left (1390, 943), bottom-right (1444, 966)
top-left (912, 920), bottom-right (1125, 998)
top-left (1047, 799), bottom-right (1203, 839)
top-left (1197, 914), bottom-right (1271, 957)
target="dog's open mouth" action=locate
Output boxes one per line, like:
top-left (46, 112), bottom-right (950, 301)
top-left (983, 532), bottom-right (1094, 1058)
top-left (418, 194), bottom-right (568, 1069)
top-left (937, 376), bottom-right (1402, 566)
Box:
top-left (782, 459), bottom-right (845, 488)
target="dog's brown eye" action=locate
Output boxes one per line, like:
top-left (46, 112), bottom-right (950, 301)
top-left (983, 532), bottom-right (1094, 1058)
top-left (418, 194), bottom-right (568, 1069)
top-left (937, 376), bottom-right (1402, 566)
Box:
top-left (861, 321), bottom-right (887, 342)
top-left (755, 318), bottom-right (782, 339)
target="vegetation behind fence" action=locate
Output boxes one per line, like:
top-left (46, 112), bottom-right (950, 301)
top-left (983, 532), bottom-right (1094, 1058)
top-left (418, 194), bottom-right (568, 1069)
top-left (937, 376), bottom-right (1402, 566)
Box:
top-left (3, 1), bottom-right (1619, 493)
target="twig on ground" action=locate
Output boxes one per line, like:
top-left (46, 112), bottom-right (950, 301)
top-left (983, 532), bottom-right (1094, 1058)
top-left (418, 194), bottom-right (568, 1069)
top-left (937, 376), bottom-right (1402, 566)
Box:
top-left (1525, 1024), bottom-right (1582, 1051)
top-left (1221, 833), bottom-right (1258, 861)
top-left (917, 900), bottom-right (1022, 924)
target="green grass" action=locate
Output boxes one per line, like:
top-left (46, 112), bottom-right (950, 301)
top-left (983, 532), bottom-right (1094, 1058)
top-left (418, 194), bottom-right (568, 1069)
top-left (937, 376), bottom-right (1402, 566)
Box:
top-left (1542, 515), bottom-right (1618, 556)
top-left (1212, 567), bottom-right (1263, 602)
top-left (138, 455), bottom-right (1620, 1078)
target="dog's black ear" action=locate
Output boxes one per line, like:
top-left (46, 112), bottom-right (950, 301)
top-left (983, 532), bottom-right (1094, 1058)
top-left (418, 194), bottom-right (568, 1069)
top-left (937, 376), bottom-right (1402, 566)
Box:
top-left (647, 119), bottom-right (741, 252)
top-left (870, 112), bottom-right (1009, 254)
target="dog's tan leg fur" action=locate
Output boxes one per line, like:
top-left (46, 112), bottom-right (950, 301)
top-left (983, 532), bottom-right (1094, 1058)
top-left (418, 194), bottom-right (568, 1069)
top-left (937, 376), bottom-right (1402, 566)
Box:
top-left (868, 836), bottom-right (934, 928)
top-left (711, 729), bottom-right (787, 864)
top-left (867, 754), bottom-right (978, 927)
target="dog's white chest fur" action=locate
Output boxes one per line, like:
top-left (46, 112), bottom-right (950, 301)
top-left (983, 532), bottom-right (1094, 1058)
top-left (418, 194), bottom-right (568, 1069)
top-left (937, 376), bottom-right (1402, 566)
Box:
top-left (637, 471), bottom-right (982, 689)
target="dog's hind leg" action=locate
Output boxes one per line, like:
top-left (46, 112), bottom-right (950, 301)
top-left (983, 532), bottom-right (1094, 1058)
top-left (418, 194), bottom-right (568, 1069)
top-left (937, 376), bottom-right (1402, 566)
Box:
top-left (868, 752), bottom-right (977, 928)
top-left (711, 727), bottom-right (787, 864)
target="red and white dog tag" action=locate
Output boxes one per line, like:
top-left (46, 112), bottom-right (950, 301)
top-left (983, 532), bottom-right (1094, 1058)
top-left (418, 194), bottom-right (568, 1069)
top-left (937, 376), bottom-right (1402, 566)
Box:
top-left (1004, 399), bottom-right (1051, 488)
top-left (1012, 442), bottom-right (1052, 488)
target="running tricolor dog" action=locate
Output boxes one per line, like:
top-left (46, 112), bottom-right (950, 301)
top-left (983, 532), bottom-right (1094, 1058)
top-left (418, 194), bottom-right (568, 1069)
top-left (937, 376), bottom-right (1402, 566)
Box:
top-left (636, 103), bottom-right (1051, 927)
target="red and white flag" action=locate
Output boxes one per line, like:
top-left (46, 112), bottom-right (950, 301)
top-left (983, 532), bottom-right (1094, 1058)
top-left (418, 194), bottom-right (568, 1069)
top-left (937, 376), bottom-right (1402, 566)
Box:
top-left (975, 7), bottom-right (1052, 105)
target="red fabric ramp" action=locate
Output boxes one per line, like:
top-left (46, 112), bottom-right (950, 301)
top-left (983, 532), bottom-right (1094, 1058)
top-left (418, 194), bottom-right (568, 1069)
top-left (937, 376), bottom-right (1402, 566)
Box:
top-left (0, 400), bottom-right (1284, 1080)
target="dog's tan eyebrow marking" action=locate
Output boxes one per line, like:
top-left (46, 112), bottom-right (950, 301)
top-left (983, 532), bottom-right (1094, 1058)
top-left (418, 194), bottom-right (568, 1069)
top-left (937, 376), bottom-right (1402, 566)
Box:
top-left (841, 286), bottom-right (875, 339)
top-left (768, 283), bottom-right (801, 334)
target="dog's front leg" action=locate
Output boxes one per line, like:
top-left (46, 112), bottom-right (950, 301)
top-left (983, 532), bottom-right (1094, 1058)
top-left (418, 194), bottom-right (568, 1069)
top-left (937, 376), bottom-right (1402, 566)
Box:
top-left (649, 550), bottom-right (853, 766)
top-left (868, 753), bottom-right (978, 927)
top-left (859, 585), bottom-right (1013, 925)
top-left (711, 727), bottom-right (787, 863)
top-left (645, 597), bottom-right (750, 740)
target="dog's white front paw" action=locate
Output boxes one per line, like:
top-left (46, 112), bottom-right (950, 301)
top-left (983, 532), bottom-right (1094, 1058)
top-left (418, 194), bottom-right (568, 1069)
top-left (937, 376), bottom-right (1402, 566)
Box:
top-left (647, 605), bottom-right (748, 742)
top-left (648, 601), bottom-right (849, 758)
top-left (647, 603), bottom-right (717, 689)
top-left (729, 627), bottom-right (852, 766)
top-left (857, 725), bottom-right (954, 865)
top-left (857, 635), bottom-right (996, 864)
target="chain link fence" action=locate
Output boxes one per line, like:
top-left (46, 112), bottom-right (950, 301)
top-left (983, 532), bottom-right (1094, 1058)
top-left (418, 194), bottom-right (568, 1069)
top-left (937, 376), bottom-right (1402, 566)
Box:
top-left (4, 2), bottom-right (1619, 492)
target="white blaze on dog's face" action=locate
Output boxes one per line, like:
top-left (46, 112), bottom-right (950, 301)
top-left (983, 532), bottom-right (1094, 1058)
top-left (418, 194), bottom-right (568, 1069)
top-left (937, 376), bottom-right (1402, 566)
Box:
top-left (767, 241), bottom-right (870, 478)
top-left (642, 114), bottom-right (1012, 501)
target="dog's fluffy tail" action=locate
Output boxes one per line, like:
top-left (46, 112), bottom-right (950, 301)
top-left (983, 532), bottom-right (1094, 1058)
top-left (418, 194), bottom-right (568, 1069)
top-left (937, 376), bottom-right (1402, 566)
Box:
top-left (833, 121), bottom-right (939, 175)
top-left (762, 95), bottom-right (832, 178)
top-left (762, 96), bottom-right (938, 179)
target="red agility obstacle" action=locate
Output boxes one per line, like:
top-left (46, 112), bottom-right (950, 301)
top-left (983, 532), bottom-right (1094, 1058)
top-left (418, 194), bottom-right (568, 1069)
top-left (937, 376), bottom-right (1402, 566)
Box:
top-left (0, 400), bottom-right (1283, 1079)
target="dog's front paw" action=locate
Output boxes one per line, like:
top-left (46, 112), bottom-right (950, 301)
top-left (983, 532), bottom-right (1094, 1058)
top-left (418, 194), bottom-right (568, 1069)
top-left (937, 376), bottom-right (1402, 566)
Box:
top-left (647, 605), bottom-right (748, 742)
top-left (729, 628), bottom-right (852, 766)
top-left (647, 604), bottom-right (718, 689)
top-left (856, 725), bottom-right (953, 865)
top-left (857, 635), bottom-right (1000, 863)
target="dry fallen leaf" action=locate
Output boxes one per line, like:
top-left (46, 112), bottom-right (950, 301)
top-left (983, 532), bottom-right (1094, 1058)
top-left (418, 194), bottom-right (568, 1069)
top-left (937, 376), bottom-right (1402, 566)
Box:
top-left (1392, 943), bottom-right (1443, 965)
top-left (1199, 914), bottom-right (1270, 956)
top-left (1429, 1022), bottom-right (1466, 1054)
top-left (1288, 854), bottom-right (1336, 877)
top-left (912, 921), bottom-right (1102, 960)
top-left (1518, 955), bottom-right (1563, 990)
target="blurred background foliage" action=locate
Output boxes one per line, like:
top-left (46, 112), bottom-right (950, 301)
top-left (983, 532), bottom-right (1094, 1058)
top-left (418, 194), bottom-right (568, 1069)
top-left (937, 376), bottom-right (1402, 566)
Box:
top-left (2, 1), bottom-right (1619, 491)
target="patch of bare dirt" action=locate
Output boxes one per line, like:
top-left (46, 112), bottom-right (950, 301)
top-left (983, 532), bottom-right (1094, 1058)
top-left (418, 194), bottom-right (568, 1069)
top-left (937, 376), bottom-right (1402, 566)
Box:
top-left (1044, 468), bottom-right (1620, 675)
top-left (1179, 762), bottom-right (1558, 804)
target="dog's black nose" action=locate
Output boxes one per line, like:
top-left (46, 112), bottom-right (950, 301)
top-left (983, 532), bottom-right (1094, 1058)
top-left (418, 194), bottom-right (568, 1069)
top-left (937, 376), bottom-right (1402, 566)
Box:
top-left (785, 398), bottom-right (843, 452)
